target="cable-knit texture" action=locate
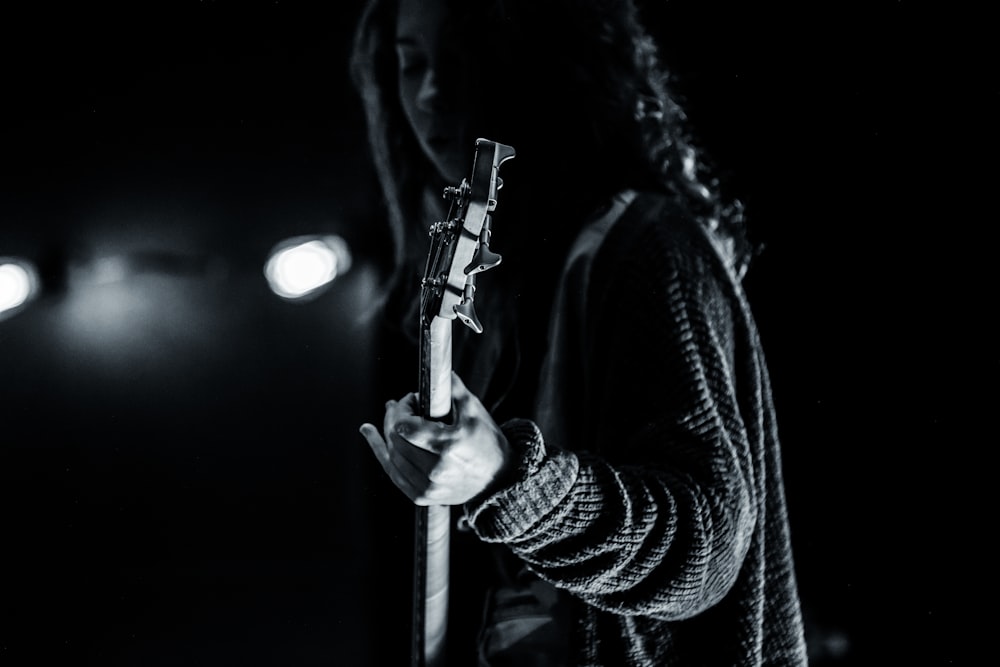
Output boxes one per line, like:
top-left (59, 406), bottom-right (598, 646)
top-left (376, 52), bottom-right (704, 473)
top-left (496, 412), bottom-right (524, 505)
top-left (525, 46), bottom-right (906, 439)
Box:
top-left (465, 192), bottom-right (807, 666)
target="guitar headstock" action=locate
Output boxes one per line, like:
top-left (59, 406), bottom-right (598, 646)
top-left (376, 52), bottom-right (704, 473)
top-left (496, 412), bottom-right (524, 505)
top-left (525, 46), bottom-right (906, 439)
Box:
top-left (419, 138), bottom-right (515, 333)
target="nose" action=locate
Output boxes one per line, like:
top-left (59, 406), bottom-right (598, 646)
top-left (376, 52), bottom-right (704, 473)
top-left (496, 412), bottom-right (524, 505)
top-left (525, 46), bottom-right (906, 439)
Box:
top-left (416, 66), bottom-right (452, 113)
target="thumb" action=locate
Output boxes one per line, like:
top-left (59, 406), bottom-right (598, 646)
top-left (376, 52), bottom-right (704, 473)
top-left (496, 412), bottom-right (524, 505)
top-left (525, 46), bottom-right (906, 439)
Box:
top-left (450, 371), bottom-right (472, 398)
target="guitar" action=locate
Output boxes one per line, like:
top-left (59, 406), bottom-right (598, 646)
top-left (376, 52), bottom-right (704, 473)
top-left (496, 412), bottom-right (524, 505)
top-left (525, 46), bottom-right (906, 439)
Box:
top-left (413, 138), bottom-right (515, 667)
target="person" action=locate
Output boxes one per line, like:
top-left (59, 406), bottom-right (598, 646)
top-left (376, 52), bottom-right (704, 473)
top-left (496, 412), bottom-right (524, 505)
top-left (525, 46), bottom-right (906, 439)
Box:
top-left (352, 0), bottom-right (808, 664)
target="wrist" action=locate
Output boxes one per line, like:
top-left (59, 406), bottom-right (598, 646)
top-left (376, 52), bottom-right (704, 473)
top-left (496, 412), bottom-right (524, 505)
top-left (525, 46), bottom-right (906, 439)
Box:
top-left (472, 430), bottom-right (515, 504)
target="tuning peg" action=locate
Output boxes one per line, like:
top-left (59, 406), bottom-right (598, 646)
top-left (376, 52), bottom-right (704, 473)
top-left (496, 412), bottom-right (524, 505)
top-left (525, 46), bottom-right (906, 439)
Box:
top-left (454, 301), bottom-right (482, 333)
top-left (465, 216), bottom-right (501, 274)
top-left (466, 243), bottom-right (502, 275)
top-left (454, 280), bottom-right (483, 333)
top-left (487, 178), bottom-right (504, 210)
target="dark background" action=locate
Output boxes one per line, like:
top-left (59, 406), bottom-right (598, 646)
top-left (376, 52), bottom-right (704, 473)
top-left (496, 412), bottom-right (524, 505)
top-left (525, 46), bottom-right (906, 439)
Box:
top-left (1, 1), bottom-right (993, 664)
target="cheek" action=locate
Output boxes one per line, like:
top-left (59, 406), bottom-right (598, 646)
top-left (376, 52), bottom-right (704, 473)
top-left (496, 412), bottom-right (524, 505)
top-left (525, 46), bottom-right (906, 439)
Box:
top-left (398, 79), bottom-right (417, 119)
top-left (399, 80), bottom-right (431, 137)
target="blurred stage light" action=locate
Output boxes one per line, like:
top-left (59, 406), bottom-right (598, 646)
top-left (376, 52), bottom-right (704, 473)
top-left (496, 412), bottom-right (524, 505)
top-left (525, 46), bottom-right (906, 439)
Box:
top-left (52, 248), bottom-right (236, 380)
top-left (264, 234), bottom-right (352, 302)
top-left (0, 257), bottom-right (40, 320)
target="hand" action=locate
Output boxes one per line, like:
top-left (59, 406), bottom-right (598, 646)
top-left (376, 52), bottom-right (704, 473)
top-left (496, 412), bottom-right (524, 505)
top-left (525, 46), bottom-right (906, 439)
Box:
top-left (359, 372), bottom-right (513, 506)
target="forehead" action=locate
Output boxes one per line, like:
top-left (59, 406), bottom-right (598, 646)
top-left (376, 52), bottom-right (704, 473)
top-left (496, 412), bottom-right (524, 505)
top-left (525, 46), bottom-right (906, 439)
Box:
top-left (396, 0), bottom-right (482, 46)
top-left (396, 0), bottom-right (449, 42)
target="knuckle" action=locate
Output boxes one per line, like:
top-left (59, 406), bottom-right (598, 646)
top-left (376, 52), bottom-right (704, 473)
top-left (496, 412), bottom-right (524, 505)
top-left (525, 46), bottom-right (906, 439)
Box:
top-left (426, 463), bottom-right (449, 484)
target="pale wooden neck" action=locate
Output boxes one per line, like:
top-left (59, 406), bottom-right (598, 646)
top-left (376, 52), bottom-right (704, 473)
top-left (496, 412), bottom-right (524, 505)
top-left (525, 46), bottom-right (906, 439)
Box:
top-left (414, 314), bottom-right (453, 667)
top-left (422, 316), bottom-right (453, 420)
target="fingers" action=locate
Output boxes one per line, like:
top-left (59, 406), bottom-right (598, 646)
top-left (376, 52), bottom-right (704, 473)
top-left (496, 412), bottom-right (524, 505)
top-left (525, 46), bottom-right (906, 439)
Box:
top-left (384, 375), bottom-right (495, 454)
top-left (449, 371), bottom-right (491, 423)
top-left (394, 418), bottom-right (453, 454)
top-left (359, 422), bottom-right (390, 469)
top-left (360, 422), bottom-right (425, 502)
top-left (387, 397), bottom-right (453, 454)
top-left (359, 424), bottom-right (446, 505)
top-left (360, 375), bottom-right (494, 506)
top-left (450, 370), bottom-right (470, 397)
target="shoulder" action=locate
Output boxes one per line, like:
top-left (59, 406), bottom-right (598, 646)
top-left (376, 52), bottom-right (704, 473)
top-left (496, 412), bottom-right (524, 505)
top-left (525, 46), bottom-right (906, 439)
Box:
top-left (595, 190), bottom-right (732, 286)
top-left (584, 190), bottom-right (753, 345)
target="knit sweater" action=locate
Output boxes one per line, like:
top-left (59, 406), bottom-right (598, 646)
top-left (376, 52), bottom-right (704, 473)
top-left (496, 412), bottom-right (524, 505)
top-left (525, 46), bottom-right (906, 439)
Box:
top-left (464, 191), bottom-right (808, 666)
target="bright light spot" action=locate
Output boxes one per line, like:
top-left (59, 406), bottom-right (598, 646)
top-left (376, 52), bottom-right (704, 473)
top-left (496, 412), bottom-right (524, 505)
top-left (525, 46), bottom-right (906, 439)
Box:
top-left (264, 235), bottom-right (352, 301)
top-left (0, 258), bottom-right (39, 318)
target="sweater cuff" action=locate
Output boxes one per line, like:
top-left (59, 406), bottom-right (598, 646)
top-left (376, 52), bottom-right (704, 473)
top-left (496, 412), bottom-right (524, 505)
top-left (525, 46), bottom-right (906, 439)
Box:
top-left (464, 418), bottom-right (579, 543)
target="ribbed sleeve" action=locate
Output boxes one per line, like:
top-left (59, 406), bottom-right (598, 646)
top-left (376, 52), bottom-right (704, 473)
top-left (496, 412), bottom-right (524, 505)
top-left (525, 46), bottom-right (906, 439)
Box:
top-left (465, 418), bottom-right (579, 543)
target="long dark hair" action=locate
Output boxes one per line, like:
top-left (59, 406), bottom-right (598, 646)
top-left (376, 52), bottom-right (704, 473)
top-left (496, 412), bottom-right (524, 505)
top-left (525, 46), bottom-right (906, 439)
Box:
top-left (350, 0), bottom-right (751, 358)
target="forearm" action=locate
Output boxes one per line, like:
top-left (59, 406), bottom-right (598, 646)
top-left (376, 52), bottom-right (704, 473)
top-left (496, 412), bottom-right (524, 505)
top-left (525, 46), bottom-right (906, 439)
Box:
top-left (464, 419), bottom-right (754, 621)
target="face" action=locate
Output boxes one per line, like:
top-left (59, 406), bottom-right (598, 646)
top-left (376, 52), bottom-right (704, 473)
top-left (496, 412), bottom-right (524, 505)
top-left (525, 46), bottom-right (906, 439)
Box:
top-left (395, 0), bottom-right (472, 185)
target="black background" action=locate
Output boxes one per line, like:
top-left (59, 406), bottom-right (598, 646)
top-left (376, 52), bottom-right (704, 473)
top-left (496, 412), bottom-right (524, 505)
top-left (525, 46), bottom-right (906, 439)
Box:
top-left (1, 1), bottom-right (994, 664)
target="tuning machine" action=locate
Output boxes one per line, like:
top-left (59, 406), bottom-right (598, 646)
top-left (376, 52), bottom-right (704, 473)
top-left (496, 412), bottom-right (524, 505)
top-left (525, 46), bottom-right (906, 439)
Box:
top-left (454, 276), bottom-right (483, 333)
top-left (442, 179), bottom-right (471, 205)
top-left (464, 215), bottom-right (501, 275)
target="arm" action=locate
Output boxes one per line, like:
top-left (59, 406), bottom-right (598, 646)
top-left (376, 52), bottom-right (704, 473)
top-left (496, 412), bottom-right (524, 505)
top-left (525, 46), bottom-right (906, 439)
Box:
top-left (464, 217), bottom-right (759, 621)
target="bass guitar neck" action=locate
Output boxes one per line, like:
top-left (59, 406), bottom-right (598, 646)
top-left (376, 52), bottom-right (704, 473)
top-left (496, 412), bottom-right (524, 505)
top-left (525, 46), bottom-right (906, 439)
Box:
top-left (411, 139), bottom-right (514, 667)
top-left (413, 316), bottom-right (452, 667)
